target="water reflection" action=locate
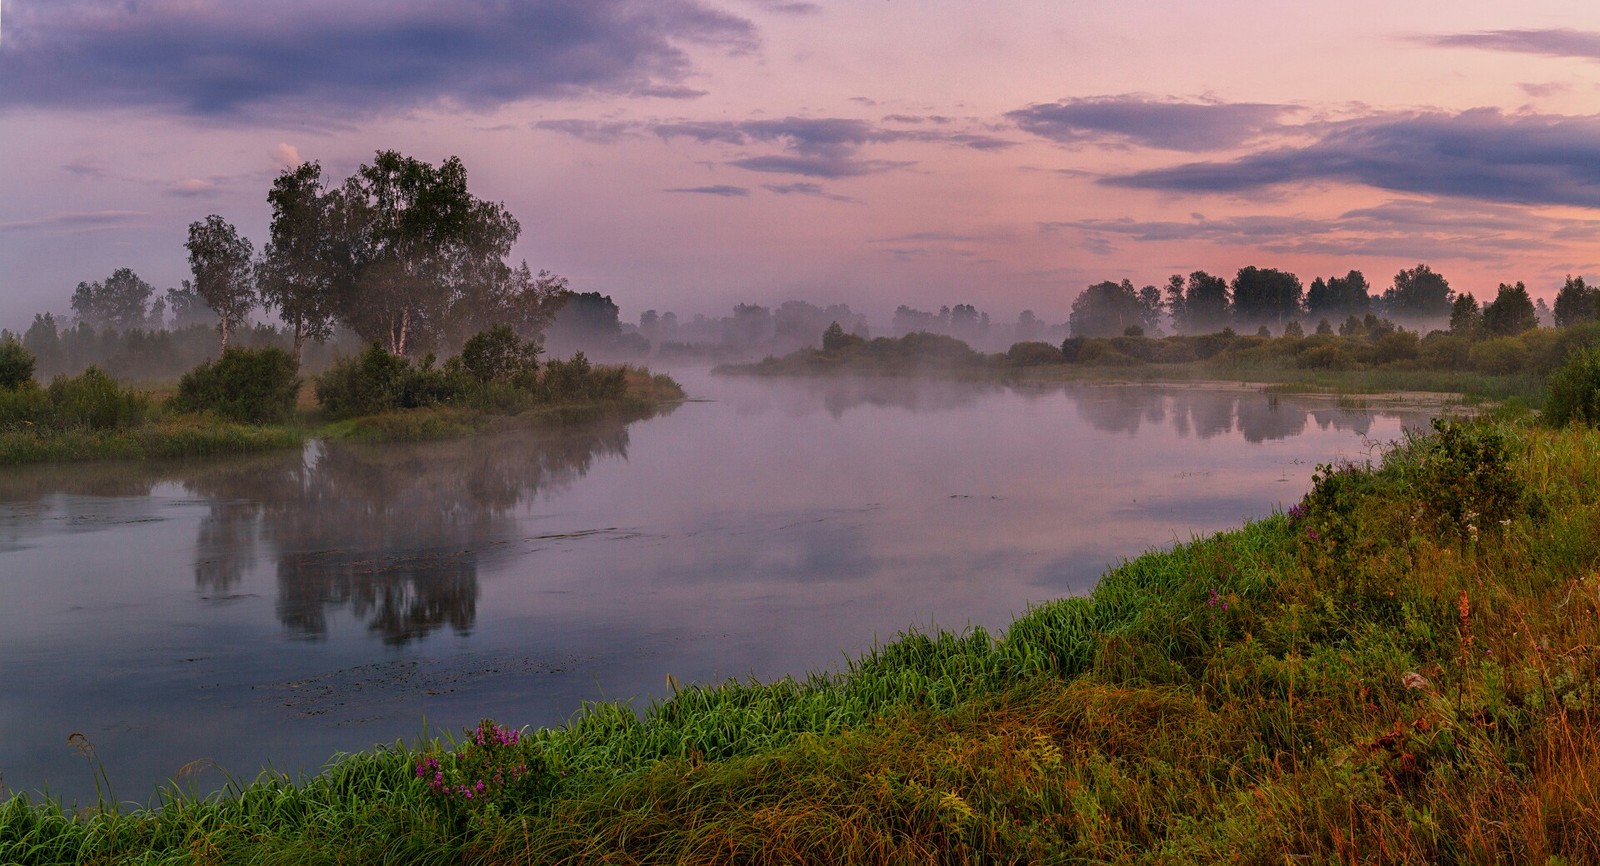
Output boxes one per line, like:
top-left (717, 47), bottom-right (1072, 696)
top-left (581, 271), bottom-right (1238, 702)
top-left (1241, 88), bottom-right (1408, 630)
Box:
top-left (0, 409), bottom-right (653, 645)
top-left (1072, 386), bottom-right (1395, 442)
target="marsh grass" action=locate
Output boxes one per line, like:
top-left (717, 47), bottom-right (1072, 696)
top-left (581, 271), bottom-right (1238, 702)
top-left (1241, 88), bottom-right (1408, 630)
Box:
top-left (6, 418), bottom-right (1600, 864)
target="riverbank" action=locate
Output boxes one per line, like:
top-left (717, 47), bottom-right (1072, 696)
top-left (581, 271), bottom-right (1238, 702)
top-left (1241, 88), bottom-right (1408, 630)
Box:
top-left (718, 324), bottom-right (1600, 407)
top-left (0, 367), bottom-right (685, 465)
top-left (4, 414), bottom-right (1596, 864)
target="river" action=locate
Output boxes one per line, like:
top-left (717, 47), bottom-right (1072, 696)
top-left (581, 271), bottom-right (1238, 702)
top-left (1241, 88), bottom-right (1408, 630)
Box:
top-left (0, 371), bottom-right (1436, 805)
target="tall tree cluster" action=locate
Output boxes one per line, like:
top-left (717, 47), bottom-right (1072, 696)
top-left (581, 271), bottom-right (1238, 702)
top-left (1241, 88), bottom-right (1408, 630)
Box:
top-left (183, 150), bottom-right (562, 358)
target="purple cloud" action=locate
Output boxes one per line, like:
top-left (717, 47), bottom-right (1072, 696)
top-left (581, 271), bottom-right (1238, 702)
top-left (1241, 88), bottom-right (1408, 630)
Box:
top-left (0, 0), bottom-right (756, 118)
top-left (1007, 96), bottom-right (1290, 151)
top-left (1103, 109), bottom-right (1600, 208)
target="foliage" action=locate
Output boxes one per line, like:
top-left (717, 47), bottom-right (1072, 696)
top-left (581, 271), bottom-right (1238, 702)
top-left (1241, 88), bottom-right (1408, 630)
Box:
top-left (1544, 344), bottom-right (1600, 427)
top-left (1172, 270), bottom-right (1231, 334)
top-left (1383, 263), bottom-right (1453, 321)
top-left (1468, 337), bottom-right (1529, 375)
top-left (0, 367), bottom-right (148, 433)
top-left (0, 339), bottom-right (35, 390)
top-left (1481, 282), bottom-right (1537, 337)
top-left (185, 215), bottom-right (256, 349)
top-left (315, 343), bottom-right (459, 418)
top-left (334, 150), bottom-right (522, 356)
top-left (69, 268), bottom-right (156, 331)
top-left (1231, 265), bottom-right (1303, 324)
top-left (1004, 341), bottom-right (1065, 366)
top-left (1553, 275), bottom-right (1600, 328)
top-left (1449, 292), bottom-right (1482, 336)
top-left (458, 324), bottom-right (540, 385)
top-left (259, 161), bottom-right (339, 358)
top-left (821, 321), bottom-right (866, 354)
top-left (1406, 417), bottom-right (1527, 541)
top-left (1069, 279), bottom-right (1145, 338)
top-left (1305, 270), bottom-right (1371, 320)
top-left (171, 347), bottom-right (301, 424)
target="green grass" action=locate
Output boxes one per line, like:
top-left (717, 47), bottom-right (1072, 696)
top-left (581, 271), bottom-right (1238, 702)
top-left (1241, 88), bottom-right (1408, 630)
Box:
top-left (0, 367), bottom-right (685, 462)
top-left (6, 417), bottom-right (1600, 863)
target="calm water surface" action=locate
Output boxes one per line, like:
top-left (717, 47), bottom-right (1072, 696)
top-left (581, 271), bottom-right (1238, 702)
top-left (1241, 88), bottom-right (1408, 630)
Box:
top-left (0, 371), bottom-right (1434, 804)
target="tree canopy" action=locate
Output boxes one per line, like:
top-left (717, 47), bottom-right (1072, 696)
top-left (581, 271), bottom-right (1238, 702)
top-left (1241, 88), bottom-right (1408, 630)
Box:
top-left (1069, 279), bottom-right (1144, 338)
top-left (1554, 275), bottom-right (1600, 328)
top-left (1306, 270), bottom-right (1371, 321)
top-left (185, 216), bottom-right (256, 350)
top-left (1230, 266), bottom-right (1303, 325)
top-left (259, 161), bottom-right (339, 360)
top-left (71, 267), bottom-right (155, 331)
top-left (1383, 264), bottom-right (1453, 321)
top-left (332, 151), bottom-right (523, 356)
top-left (1481, 282), bottom-right (1538, 337)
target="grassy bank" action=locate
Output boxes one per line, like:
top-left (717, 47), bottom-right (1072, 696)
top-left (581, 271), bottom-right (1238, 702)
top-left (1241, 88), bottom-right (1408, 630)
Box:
top-left (0, 365), bottom-right (684, 464)
top-left (5, 415), bottom-right (1598, 864)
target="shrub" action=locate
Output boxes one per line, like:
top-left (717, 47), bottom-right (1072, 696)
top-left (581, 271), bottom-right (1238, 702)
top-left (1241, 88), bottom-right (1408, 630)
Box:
top-left (1467, 337), bottom-right (1530, 375)
top-left (1365, 330), bottom-right (1420, 365)
top-left (1408, 417), bottom-right (1526, 540)
top-left (0, 339), bottom-right (35, 390)
top-left (1419, 332), bottom-right (1471, 369)
top-left (459, 325), bottom-right (540, 385)
top-left (1544, 345), bottom-right (1600, 428)
top-left (315, 343), bottom-right (414, 418)
top-left (171, 346), bottom-right (301, 424)
top-left (1004, 341), bottom-right (1065, 366)
top-left (43, 367), bottom-right (149, 430)
top-left (1296, 344), bottom-right (1353, 370)
top-left (539, 352), bottom-right (627, 402)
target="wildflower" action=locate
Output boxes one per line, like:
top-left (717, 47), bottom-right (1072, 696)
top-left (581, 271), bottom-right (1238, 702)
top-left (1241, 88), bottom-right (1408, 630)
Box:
top-left (1307, 529), bottom-right (1319, 541)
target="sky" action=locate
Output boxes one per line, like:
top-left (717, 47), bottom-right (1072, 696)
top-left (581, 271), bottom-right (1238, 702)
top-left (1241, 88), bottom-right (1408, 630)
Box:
top-left (6, 0), bottom-right (1600, 332)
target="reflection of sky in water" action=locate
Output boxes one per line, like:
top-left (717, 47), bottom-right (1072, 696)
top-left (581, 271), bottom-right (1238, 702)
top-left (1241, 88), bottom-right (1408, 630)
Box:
top-left (0, 373), bottom-right (1436, 804)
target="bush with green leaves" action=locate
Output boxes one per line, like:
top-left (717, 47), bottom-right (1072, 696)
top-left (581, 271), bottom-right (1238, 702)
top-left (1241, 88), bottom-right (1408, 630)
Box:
top-left (0, 339), bottom-right (35, 391)
top-left (1407, 417), bottom-right (1526, 541)
top-left (538, 352), bottom-right (626, 403)
top-left (171, 346), bottom-right (301, 424)
top-left (316, 343), bottom-right (467, 418)
top-left (0, 367), bottom-right (149, 432)
top-left (1544, 345), bottom-right (1600, 428)
top-left (459, 324), bottom-right (540, 386)
top-left (1004, 341), bottom-right (1065, 367)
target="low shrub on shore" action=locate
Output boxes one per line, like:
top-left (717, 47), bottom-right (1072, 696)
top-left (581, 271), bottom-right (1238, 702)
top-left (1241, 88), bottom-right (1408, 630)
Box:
top-left (169, 346), bottom-right (301, 424)
top-left (6, 416), bottom-right (1600, 864)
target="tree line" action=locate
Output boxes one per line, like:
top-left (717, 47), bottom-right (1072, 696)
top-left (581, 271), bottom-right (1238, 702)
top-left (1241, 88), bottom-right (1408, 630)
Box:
top-left (1068, 264), bottom-right (1600, 340)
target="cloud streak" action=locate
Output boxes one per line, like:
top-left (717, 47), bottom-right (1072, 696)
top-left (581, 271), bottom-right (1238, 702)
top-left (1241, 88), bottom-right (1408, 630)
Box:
top-left (1045, 198), bottom-right (1600, 264)
top-left (1103, 109), bottom-right (1600, 208)
top-left (0, 0), bottom-right (757, 118)
top-left (665, 185), bottom-right (750, 197)
top-left (1007, 96), bottom-right (1291, 151)
top-left (1419, 28), bottom-right (1600, 60)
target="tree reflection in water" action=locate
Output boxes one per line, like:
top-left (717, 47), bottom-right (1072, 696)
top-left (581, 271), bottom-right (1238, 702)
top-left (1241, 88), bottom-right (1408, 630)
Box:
top-left (1073, 386), bottom-right (1428, 443)
top-left (180, 410), bottom-right (652, 643)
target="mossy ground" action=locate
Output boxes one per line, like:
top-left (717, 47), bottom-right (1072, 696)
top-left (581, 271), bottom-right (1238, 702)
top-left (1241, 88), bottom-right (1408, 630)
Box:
top-left (5, 417), bottom-right (1598, 864)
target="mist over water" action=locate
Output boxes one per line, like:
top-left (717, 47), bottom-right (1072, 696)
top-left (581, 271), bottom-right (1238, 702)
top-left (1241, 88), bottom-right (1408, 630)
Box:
top-left (0, 372), bottom-right (1435, 805)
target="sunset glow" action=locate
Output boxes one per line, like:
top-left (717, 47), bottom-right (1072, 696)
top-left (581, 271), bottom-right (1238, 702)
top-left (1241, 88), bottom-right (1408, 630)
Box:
top-left (5, 0), bottom-right (1600, 329)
